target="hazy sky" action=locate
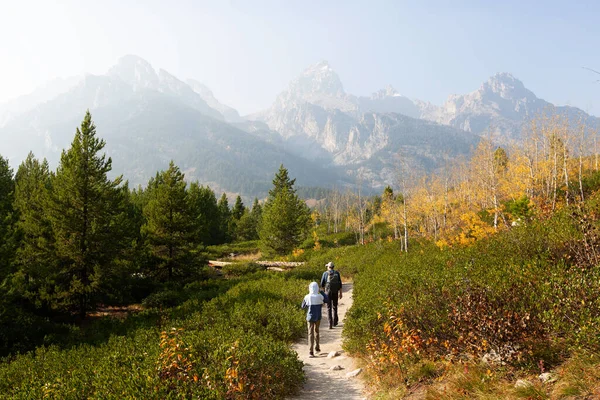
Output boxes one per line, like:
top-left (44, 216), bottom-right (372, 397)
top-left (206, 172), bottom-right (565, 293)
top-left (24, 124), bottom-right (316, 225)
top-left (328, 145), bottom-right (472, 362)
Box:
top-left (2, 0), bottom-right (600, 115)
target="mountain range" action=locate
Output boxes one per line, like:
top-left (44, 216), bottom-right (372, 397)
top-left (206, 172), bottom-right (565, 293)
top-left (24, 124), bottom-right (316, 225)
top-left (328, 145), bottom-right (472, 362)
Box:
top-left (1, 55), bottom-right (597, 198)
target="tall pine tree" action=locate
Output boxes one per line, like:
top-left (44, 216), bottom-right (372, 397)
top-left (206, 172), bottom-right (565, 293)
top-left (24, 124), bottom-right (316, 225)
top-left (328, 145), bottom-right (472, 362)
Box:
top-left (235, 198), bottom-right (262, 241)
top-left (232, 196), bottom-right (245, 220)
top-left (142, 161), bottom-right (191, 280)
top-left (49, 111), bottom-right (128, 318)
top-left (0, 155), bottom-right (15, 284)
top-left (187, 182), bottom-right (220, 245)
top-left (260, 166), bottom-right (310, 255)
top-left (217, 193), bottom-right (232, 243)
top-left (12, 153), bottom-right (55, 306)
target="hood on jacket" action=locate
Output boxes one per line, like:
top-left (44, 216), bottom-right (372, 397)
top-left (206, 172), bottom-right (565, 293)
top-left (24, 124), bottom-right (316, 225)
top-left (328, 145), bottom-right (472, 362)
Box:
top-left (305, 281), bottom-right (323, 306)
top-left (309, 282), bottom-right (319, 295)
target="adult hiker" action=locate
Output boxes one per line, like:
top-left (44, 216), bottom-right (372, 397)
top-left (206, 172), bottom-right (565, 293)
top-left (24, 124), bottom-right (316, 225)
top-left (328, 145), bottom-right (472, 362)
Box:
top-left (321, 261), bottom-right (342, 329)
top-left (301, 282), bottom-right (326, 357)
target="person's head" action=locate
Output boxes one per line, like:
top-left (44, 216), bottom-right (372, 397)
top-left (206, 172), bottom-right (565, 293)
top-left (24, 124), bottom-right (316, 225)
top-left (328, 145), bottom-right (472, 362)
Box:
top-left (309, 281), bottom-right (319, 294)
top-left (326, 261), bottom-right (334, 270)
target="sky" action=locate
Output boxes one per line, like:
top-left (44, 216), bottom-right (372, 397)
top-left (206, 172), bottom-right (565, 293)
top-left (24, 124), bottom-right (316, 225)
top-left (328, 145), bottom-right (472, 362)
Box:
top-left (1, 0), bottom-right (600, 115)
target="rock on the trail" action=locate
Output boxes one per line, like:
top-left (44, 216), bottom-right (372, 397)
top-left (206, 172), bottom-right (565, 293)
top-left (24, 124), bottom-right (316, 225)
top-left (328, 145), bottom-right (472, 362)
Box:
top-left (346, 368), bottom-right (362, 378)
top-left (327, 351), bottom-right (341, 359)
top-left (330, 365), bottom-right (344, 371)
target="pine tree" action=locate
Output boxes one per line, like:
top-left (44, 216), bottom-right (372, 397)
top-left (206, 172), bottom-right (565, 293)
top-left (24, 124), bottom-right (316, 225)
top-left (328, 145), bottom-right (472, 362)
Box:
top-left (260, 166), bottom-right (310, 255)
top-left (270, 164), bottom-right (296, 197)
top-left (251, 198), bottom-right (262, 220)
top-left (217, 193), bottom-right (232, 243)
top-left (142, 161), bottom-right (191, 281)
top-left (48, 111), bottom-right (128, 318)
top-left (0, 155), bottom-right (15, 282)
top-left (235, 210), bottom-right (255, 241)
top-left (250, 198), bottom-right (262, 238)
top-left (232, 195), bottom-right (245, 220)
top-left (187, 182), bottom-right (220, 245)
top-left (236, 198), bottom-right (262, 241)
top-left (12, 153), bottom-right (55, 306)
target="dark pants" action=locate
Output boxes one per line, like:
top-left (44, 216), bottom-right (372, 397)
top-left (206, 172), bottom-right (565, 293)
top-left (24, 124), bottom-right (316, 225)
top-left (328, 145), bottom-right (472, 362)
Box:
top-left (326, 291), bottom-right (339, 327)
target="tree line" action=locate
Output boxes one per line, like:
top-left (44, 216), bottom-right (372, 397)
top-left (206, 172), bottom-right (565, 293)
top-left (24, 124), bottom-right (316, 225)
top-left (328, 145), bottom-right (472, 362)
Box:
top-left (0, 111), bottom-right (310, 325)
top-left (311, 110), bottom-right (600, 250)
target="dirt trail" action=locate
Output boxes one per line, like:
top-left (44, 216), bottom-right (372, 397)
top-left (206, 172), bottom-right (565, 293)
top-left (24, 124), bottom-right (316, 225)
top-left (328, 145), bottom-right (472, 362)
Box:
top-left (288, 282), bottom-right (367, 399)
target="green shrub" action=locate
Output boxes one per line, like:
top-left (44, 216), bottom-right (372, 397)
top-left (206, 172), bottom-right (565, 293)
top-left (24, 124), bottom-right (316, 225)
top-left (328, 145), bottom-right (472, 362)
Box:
top-left (0, 273), bottom-right (309, 399)
top-left (142, 290), bottom-right (186, 309)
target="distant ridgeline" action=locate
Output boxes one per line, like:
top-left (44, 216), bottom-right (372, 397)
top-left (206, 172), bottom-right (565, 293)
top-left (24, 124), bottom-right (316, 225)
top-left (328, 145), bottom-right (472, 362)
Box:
top-left (1, 56), bottom-right (599, 198)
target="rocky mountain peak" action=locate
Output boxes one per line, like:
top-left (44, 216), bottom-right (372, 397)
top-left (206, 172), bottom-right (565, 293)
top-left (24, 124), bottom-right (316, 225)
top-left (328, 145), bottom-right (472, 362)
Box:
top-left (289, 60), bottom-right (346, 97)
top-left (372, 85), bottom-right (401, 99)
top-left (108, 55), bottom-right (159, 90)
top-left (480, 72), bottom-right (535, 101)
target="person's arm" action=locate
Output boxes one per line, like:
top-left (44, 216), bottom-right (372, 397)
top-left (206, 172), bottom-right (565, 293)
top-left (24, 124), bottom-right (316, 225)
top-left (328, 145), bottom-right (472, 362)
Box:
top-left (320, 272), bottom-right (327, 289)
top-left (338, 272), bottom-right (343, 299)
top-left (301, 298), bottom-right (308, 309)
top-left (320, 290), bottom-right (328, 303)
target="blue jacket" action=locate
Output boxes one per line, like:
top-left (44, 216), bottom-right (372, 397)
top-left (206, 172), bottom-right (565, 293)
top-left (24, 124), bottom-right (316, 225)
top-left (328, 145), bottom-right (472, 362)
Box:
top-left (301, 282), bottom-right (324, 322)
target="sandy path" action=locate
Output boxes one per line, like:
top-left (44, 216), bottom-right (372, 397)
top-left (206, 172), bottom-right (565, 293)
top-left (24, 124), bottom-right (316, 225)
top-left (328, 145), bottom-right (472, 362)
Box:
top-left (288, 282), bottom-right (367, 399)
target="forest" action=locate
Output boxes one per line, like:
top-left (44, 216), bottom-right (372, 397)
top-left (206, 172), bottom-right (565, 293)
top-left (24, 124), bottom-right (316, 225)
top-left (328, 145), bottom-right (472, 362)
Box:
top-left (1, 109), bottom-right (600, 398)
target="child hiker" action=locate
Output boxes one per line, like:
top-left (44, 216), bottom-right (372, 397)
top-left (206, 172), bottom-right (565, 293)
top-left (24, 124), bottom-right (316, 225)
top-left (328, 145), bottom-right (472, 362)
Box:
top-left (301, 282), bottom-right (326, 357)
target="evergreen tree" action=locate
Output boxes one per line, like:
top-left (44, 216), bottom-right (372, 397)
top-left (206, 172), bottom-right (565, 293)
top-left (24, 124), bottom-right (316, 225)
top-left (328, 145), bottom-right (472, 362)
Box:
top-left (235, 210), bottom-right (255, 241)
top-left (251, 198), bottom-right (262, 219)
top-left (187, 182), bottom-right (220, 245)
top-left (270, 164), bottom-right (296, 197)
top-left (217, 193), bottom-right (232, 243)
top-left (100, 182), bottom-right (141, 305)
top-left (235, 198), bottom-right (262, 241)
top-left (229, 195), bottom-right (245, 241)
top-left (250, 198), bottom-right (263, 237)
top-left (142, 161), bottom-right (191, 281)
top-left (12, 153), bottom-right (55, 306)
top-left (48, 111), bottom-right (128, 318)
top-left (0, 155), bottom-right (15, 282)
top-left (232, 195), bottom-right (245, 220)
top-left (260, 166), bottom-right (310, 255)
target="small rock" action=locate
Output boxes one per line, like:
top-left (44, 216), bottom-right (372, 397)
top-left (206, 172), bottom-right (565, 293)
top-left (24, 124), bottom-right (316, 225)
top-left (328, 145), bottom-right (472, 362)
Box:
top-left (481, 349), bottom-right (502, 365)
top-left (330, 365), bottom-right (344, 371)
top-left (346, 368), bottom-right (362, 378)
top-left (327, 351), bottom-right (341, 359)
top-left (515, 379), bottom-right (533, 389)
top-left (539, 372), bottom-right (558, 383)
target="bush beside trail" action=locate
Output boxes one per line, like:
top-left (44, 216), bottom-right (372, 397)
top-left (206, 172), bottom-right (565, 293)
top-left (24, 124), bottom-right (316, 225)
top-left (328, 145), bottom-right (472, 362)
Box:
top-left (341, 205), bottom-right (600, 396)
top-left (0, 274), bottom-right (307, 399)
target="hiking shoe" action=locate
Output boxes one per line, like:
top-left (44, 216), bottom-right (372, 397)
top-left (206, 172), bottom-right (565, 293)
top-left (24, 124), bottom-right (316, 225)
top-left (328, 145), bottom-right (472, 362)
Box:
top-left (329, 325), bottom-right (333, 329)
top-left (315, 347), bottom-right (320, 352)
top-left (309, 352), bottom-right (315, 358)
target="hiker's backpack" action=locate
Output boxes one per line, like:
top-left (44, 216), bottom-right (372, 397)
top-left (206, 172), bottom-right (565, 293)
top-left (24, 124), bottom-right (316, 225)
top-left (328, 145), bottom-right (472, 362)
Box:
top-left (326, 270), bottom-right (341, 293)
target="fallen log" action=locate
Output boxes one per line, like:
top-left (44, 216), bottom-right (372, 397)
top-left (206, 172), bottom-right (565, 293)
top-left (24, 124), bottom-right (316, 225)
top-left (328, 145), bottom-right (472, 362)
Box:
top-left (256, 261), bottom-right (305, 268)
top-left (208, 260), bottom-right (304, 269)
